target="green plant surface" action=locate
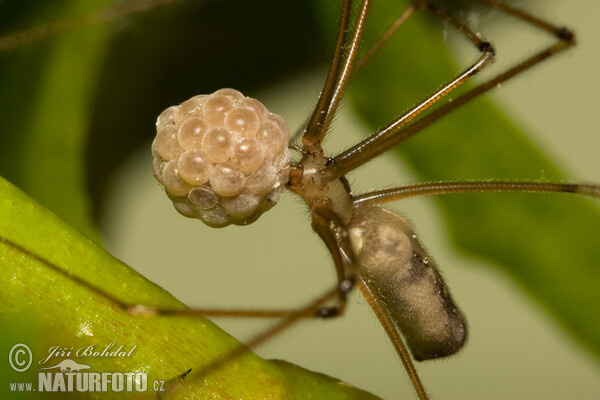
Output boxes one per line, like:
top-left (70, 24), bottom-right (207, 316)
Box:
top-left (0, 0), bottom-right (116, 241)
top-left (0, 1), bottom-right (599, 399)
top-left (0, 176), bottom-right (380, 399)
top-left (0, 1), bottom-right (382, 398)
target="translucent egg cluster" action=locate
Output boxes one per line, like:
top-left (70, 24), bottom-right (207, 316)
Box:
top-left (152, 88), bottom-right (291, 227)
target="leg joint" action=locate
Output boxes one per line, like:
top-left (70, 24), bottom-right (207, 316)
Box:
top-left (479, 41), bottom-right (495, 57)
top-left (557, 26), bottom-right (576, 43)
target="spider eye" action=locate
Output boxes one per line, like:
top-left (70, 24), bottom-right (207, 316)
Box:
top-left (152, 89), bottom-right (291, 227)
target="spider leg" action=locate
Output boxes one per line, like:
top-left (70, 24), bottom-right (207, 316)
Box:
top-left (310, 200), bottom-right (359, 318)
top-left (474, 0), bottom-right (572, 36)
top-left (290, 2), bottom-right (416, 146)
top-left (0, 234), bottom-right (338, 319)
top-left (311, 200), bottom-right (432, 399)
top-left (302, 0), bottom-right (371, 153)
top-left (1, 232), bottom-right (350, 395)
top-left (353, 4), bottom-right (417, 75)
top-left (165, 284), bottom-right (344, 398)
top-left (354, 181), bottom-right (600, 206)
top-left (325, 0), bottom-right (575, 181)
top-left (0, 0), bottom-right (183, 54)
top-left (292, 0), bottom-right (351, 149)
top-left (356, 279), bottom-right (429, 400)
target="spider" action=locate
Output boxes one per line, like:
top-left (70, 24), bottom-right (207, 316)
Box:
top-left (145, 0), bottom-right (600, 398)
top-left (0, 0), bottom-right (596, 400)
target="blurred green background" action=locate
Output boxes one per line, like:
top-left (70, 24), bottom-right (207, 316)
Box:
top-left (1, 0), bottom-right (599, 399)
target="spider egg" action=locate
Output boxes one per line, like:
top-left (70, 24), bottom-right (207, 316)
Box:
top-left (152, 89), bottom-right (291, 227)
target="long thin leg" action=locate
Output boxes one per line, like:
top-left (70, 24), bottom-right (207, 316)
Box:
top-left (1, 231), bottom-right (356, 395)
top-left (302, 0), bottom-right (371, 153)
top-left (165, 284), bottom-right (344, 397)
top-left (353, 181), bottom-right (600, 207)
top-left (0, 234), bottom-right (336, 319)
top-left (0, 0), bottom-right (184, 53)
top-left (310, 201), bottom-right (359, 317)
top-left (325, 0), bottom-right (575, 181)
top-left (291, 2), bottom-right (415, 146)
top-left (357, 279), bottom-right (429, 400)
top-left (475, 0), bottom-right (571, 35)
top-left (325, 0), bottom-right (496, 180)
top-left (131, 201), bottom-right (364, 321)
top-left (311, 201), bottom-right (431, 399)
top-left (353, 4), bottom-right (417, 75)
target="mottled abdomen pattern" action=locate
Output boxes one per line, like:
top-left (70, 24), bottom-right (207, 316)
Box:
top-left (350, 206), bottom-right (467, 361)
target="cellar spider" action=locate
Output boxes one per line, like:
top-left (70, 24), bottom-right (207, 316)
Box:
top-left (144, 0), bottom-right (600, 398)
top-left (1, 0), bottom-right (600, 400)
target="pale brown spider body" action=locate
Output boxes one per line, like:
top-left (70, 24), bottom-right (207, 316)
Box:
top-left (285, 121), bottom-right (468, 363)
top-left (147, 0), bottom-right (599, 398)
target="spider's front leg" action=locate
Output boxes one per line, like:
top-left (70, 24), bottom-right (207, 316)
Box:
top-left (309, 198), bottom-right (357, 318)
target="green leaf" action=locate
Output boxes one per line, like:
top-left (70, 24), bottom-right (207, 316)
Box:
top-left (0, 176), bottom-right (379, 399)
top-left (1, 1), bottom-right (598, 399)
top-left (0, 2), bottom-right (380, 398)
top-left (0, 0), bottom-right (120, 241)
top-left (315, 0), bottom-right (600, 358)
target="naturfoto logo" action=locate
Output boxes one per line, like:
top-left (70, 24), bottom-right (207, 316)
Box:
top-left (8, 342), bottom-right (164, 394)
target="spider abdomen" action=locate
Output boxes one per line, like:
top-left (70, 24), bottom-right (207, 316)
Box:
top-left (350, 206), bottom-right (467, 361)
top-left (152, 89), bottom-right (291, 227)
